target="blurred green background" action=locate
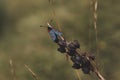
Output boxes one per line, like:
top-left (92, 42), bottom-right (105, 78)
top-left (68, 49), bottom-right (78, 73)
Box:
top-left (0, 0), bottom-right (120, 80)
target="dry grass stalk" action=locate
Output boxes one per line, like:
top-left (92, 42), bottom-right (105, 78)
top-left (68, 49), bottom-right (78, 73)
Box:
top-left (74, 70), bottom-right (81, 80)
top-left (9, 59), bottom-right (16, 80)
top-left (90, 1), bottom-right (106, 79)
top-left (92, 0), bottom-right (99, 55)
top-left (94, 70), bottom-right (105, 80)
top-left (89, 59), bottom-right (105, 80)
top-left (24, 64), bottom-right (39, 80)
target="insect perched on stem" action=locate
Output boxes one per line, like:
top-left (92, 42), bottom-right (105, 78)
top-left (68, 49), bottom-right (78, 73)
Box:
top-left (40, 20), bottom-right (105, 80)
top-left (41, 0), bottom-right (105, 80)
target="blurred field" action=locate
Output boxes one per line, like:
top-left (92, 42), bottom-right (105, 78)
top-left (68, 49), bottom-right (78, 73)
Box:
top-left (0, 0), bottom-right (120, 80)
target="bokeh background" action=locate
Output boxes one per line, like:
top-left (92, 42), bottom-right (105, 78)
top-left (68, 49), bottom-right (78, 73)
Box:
top-left (0, 0), bottom-right (120, 80)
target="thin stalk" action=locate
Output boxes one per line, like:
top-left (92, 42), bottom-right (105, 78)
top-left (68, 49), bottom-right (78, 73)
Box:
top-left (9, 59), bottom-right (16, 80)
top-left (24, 64), bottom-right (39, 80)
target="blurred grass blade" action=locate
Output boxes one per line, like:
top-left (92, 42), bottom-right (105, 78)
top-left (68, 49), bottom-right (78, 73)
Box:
top-left (9, 59), bottom-right (16, 80)
top-left (24, 64), bottom-right (39, 80)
